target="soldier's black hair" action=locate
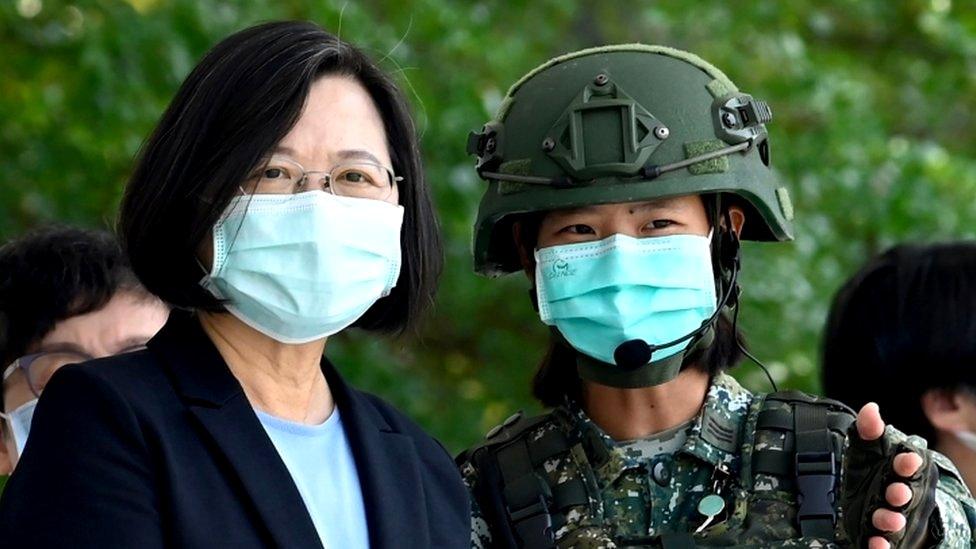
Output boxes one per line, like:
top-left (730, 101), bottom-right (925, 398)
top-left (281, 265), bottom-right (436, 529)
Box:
top-left (516, 195), bottom-right (745, 408)
top-left (822, 242), bottom-right (976, 444)
top-left (118, 21), bottom-right (441, 334)
top-left (0, 226), bottom-right (149, 410)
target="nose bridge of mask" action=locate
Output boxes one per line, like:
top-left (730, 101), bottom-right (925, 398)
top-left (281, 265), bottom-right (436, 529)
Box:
top-left (535, 234), bottom-right (715, 308)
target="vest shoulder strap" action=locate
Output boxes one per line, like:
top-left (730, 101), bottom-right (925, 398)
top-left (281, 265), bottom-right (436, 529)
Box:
top-left (748, 390), bottom-right (855, 540)
top-left (461, 409), bottom-right (602, 548)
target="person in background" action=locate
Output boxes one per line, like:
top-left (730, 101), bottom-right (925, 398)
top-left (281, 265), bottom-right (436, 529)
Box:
top-left (0, 225), bottom-right (169, 491)
top-left (823, 242), bottom-right (976, 494)
top-left (0, 21), bottom-right (469, 549)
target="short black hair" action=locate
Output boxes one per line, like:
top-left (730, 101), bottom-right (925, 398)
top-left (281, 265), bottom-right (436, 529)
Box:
top-left (118, 21), bottom-right (442, 333)
top-left (0, 226), bottom-right (145, 407)
top-left (822, 242), bottom-right (976, 443)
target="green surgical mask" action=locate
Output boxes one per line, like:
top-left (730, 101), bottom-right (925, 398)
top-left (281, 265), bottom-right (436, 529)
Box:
top-left (534, 233), bottom-right (717, 368)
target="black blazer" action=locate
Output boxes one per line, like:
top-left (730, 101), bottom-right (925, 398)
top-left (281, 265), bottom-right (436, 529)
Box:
top-left (0, 312), bottom-right (469, 548)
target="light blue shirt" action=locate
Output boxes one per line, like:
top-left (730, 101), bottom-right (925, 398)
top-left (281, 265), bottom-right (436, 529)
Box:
top-left (256, 407), bottom-right (370, 549)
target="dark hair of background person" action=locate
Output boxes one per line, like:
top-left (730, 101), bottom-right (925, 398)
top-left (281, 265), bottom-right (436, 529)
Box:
top-left (0, 225), bottom-right (147, 409)
top-left (821, 242), bottom-right (976, 443)
top-left (514, 198), bottom-right (745, 407)
top-left (117, 20), bottom-right (442, 334)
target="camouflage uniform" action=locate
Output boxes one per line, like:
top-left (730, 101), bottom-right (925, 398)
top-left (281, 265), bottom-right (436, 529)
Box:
top-left (460, 373), bottom-right (976, 547)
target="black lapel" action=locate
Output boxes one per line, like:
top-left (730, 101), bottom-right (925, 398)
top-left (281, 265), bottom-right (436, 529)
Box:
top-left (322, 359), bottom-right (431, 549)
top-left (147, 312), bottom-right (323, 549)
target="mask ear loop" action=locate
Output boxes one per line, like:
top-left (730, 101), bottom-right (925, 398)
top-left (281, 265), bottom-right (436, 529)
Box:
top-left (201, 184), bottom-right (262, 280)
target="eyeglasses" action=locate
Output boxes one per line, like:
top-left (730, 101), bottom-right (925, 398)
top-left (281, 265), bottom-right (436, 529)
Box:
top-left (242, 157), bottom-right (402, 201)
top-left (2, 351), bottom-right (94, 399)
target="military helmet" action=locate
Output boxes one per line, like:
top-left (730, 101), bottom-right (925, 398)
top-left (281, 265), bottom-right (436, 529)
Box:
top-left (468, 45), bottom-right (794, 276)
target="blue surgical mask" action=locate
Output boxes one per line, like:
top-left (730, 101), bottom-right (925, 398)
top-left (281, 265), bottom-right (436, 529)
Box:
top-left (534, 233), bottom-right (717, 366)
top-left (202, 191), bottom-right (404, 343)
top-left (1, 398), bottom-right (37, 460)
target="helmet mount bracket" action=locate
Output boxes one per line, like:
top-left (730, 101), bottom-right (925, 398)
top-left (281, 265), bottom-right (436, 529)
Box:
top-left (544, 77), bottom-right (667, 179)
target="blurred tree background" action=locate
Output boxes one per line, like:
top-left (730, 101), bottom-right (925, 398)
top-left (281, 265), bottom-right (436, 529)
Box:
top-left (2, 0), bottom-right (975, 452)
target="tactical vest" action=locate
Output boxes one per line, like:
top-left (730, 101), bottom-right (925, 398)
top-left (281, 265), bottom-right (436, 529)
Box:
top-left (459, 390), bottom-right (855, 548)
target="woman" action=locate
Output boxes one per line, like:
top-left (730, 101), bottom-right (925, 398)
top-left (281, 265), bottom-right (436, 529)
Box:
top-left (456, 45), bottom-right (974, 547)
top-left (0, 226), bottom-right (169, 481)
top-left (0, 21), bottom-right (468, 548)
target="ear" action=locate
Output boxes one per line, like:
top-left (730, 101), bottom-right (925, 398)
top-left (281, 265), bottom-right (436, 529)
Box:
top-left (921, 388), bottom-right (972, 432)
top-left (726, 205), bottom-right (746, 237)
top-left (512, 222), bottom-right (536, 282)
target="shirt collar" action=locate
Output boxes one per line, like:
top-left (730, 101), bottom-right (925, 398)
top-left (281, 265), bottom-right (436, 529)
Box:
top-left (568, 372), bottom-right (755, 482)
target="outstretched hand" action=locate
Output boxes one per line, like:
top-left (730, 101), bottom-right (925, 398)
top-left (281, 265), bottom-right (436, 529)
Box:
top-left (855, 403), bottom-right (925, 549)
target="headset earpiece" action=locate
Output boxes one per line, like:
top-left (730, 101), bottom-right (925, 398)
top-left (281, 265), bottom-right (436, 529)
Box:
top-left (716, 210), bottom-right (742, 308)
top-left (719, 228), bottom-right (740, 272)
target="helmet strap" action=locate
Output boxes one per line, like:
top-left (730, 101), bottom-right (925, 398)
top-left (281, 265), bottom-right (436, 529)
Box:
top-left (575, 325), bottom-right (716, 388)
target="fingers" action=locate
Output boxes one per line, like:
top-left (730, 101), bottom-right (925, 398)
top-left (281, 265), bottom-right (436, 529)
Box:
top-left (893, 452), bottom-right (923, 478)
top-left (873, 507), bottom-right (906, 532)
top-left (868, 537), bottom-right (891, 549)
top-left (885, 482), bottom-right (913, 508)
top-left (871, 455), bottom-right (920, 545)
top-left (857, 402), bottom-right (885, 441)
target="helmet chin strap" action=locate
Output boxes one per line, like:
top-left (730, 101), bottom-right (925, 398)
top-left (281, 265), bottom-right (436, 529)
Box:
top-left (575, 324), bottom-right (717, 388)
top-left (570, 198), bottom-right (741, 389)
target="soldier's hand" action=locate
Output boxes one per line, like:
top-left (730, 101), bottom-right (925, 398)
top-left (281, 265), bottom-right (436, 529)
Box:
top-left (842, 402), bottom-right (941, 549)
top-left (855, 403), bottom-right (921, 549)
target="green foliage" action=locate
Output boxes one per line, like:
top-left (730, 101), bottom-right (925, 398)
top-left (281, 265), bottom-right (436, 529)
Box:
top-left (3, 0), bottom-right (975, 452)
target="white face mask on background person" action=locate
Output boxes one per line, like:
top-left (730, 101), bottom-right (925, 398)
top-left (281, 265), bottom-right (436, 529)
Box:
top-left (0, 398), bottom-right (38, 461)
top-left (953, 430), bottom-right (976, 453)
top-left (201, 190), bottom-right (405, 343)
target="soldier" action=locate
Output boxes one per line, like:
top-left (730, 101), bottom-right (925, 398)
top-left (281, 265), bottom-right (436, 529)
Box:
top-left (457, 45), bottom-right (976, 548)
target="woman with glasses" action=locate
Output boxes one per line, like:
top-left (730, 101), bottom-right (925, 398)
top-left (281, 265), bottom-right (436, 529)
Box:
top-left (0, 226), bottom-right (169, 486)
top-left (0, 21), bottom-right (468, 549)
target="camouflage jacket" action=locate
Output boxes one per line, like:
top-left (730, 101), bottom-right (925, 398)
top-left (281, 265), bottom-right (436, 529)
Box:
top-left (459, 374), bottom-right (976, 548)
